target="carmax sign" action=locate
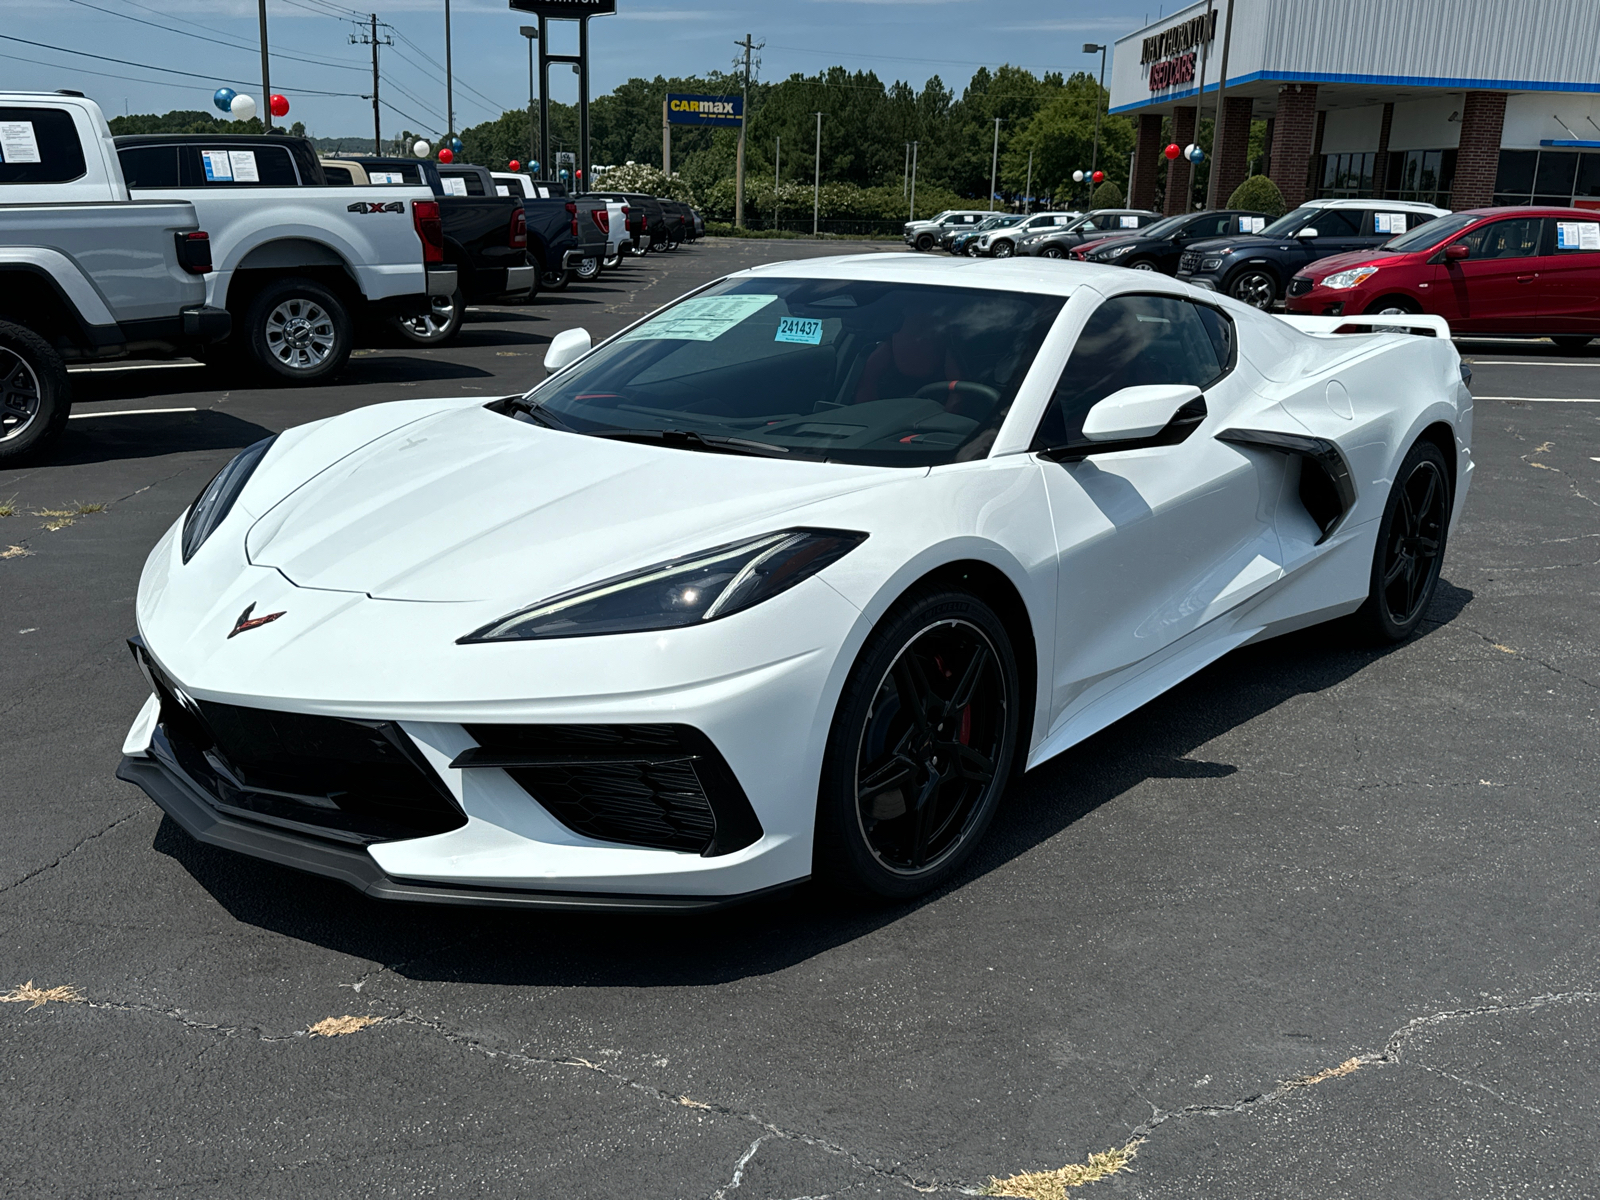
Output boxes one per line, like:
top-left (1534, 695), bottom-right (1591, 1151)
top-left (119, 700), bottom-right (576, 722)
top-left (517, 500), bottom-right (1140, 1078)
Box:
top-left (667, 94), bottom-right (743, 126)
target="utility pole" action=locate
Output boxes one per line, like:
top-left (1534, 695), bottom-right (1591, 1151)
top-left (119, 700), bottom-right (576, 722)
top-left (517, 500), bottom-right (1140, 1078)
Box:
top-left (909, 140), bottom-right (918, 221)
top-left (521, 25), bottom-right (537, 171)
top-left (1084, 43), bottom-right (1107, 177)
top-left (733, 33), bottom-right (760, 228)
top-left (257, 0), bottom-right (273, 131)
top-left (812, 111), bottom-right (822, 237)
top-left (351, 16), bottom-right (392, 155)
top-left (774, 135), bottom-right (780, 231)
top-left (903, 141), bottom-right (910, 198)
top-left (1206, 0), bottom-right (1237, 209)
top-left (662, 98), bottom-right (670, 174)
top-left (1023, 149), bottom-right (1034, 213)
top-left (444, 0), bottom-right (454, 142)
top-left (988, 117), bottom-right (1002, 211)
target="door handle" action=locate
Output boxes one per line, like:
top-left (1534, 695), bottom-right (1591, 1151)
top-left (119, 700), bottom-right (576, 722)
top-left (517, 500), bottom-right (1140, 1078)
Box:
top-left (1517, 274), bottom-right (1538, 283)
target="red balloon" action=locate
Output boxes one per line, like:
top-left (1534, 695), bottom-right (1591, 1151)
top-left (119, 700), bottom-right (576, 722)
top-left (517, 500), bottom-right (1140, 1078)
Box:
top-left (268, 94), bottom-right (289, 118)
top-left (1164, 143), bottom-right (1181, 160)
top-left (438, 148), bottom-right (454, 164)
top-left (1092, 170), bottom-right (1104, 183)
top-left (508, 159), bottom-right (521, 172)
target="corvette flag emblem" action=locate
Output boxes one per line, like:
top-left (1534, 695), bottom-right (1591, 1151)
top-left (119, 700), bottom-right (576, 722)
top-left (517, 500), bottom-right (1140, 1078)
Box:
top-left (228, 602), bottom-right (286, 639)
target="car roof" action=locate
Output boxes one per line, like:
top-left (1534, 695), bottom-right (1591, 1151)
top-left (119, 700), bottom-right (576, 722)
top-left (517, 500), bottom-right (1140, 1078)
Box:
top-left (733, 252), bottom-right (1196, 299)
top-left (1300, 197), bottom-right (1446, 213)
top-left (1455, 205), bottom-right (1600, 217)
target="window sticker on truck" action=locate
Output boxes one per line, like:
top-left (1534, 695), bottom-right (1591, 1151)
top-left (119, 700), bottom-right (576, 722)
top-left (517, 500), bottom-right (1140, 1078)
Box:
top-left (228, 150), bottom-right (259, 183)
top-left (370, 171), bottom-right (405, 184)
top-left (201, 150), bottom-right (233, 181)
top-left (0, 120), bottom-right (41, 164)
top-left (442, 176), bottom-right (469, 197)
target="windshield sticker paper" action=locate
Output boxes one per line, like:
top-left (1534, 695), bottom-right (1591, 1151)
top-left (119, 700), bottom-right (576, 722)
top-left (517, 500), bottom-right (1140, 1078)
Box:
top-left (441, 176), bottom-right (469, 196)
top-left (201, 150), bottom-right (234, 181)
top-left (369, 170), bottom-right (404, 184)
top-left (228, 150), bottom-right (259, 183)
top-left (0, 121), bottom-right (42, 164)
top-left (775, 317), bottom-right (824, 345)
top-left (1241, 216), bottom-right (1265, 233)
top-left (1375, 213), bottom-right (1407, 233)
top-left (1119, 215), bottom-right (1139, 228)
top-left (1558, 221), bottom-right (1600, 250)
top-left (622, 295), bottom-right (777, 342)
top-left (1583, 224), bottom-right (1600, 250)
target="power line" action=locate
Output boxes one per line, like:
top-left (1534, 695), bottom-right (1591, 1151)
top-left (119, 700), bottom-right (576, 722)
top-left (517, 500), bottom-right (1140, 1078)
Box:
top-left (388, 28), bottom-right (507, 116)
top-left (63, 0), bottom-right (366, 74)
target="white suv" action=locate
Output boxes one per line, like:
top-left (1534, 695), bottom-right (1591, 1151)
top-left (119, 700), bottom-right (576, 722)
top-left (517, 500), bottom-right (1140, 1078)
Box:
top-left (975, 212), bottom-right (1080, 257)
top-left (903, 210), bottom-right (991, 252)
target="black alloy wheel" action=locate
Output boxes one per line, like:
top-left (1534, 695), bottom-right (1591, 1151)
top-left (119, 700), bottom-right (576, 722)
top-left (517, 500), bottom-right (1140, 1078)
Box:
top-left (1041, 245), bottom-right (1065, 259)
top-left (1353, 439), bottom-right (1452, 643)
top-left (650, 231), bottom-right (671, 252)
top-left (629, 238), bottom-right (650, 257)
top-left (539, 266), bottom-right (570, 292)
top-left (817, 589), bottom-right (1020, 900)
top-left (916, 233), bottom-right (935, 252)
top-left (389, 288), bottom-right (463, 345)
top-left (0, 320), bottom-right (69, 465)
top-left (602, 250), bottom-right (623, 269)
top-left (1228, 268), bottom-right (1278, 309)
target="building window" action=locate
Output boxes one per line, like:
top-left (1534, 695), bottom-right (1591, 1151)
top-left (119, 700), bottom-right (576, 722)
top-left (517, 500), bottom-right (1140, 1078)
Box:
top-left (1317, 151), bottom-right (1375, 198)
top-left (1386, 149), bottom-right (1456, 208)
top-left (1494, 149), bottom-right (1600, 209)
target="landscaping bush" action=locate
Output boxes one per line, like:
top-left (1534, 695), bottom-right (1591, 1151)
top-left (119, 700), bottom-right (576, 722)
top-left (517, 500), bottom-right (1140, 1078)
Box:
top-left (1227, 174), bottom-right (1286, 217)
top-left (1090, 180), bottom-right (1124, 208)
top-left (591, 162), bottom-right (697, 205)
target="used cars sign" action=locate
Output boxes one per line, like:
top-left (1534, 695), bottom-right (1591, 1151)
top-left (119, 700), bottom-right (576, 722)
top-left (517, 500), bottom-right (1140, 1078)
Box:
top-left (667, 95), bottom-right (743, 126)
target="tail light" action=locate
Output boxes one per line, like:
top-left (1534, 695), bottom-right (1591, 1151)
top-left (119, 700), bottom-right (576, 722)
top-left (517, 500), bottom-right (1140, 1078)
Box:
top-left (509, 207), bottom-right (527, 249)
top-left (175, 230), bottom-right (212, 274)
top-left (412, 200), bottom-right (444, 264)
top-left (591, 208), bottom-right (609, 234)
top-left (566, 201), bottom-right (578, 237)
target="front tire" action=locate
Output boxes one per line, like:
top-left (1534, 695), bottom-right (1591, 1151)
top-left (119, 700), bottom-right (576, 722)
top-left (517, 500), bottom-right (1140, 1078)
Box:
top-left (1041, 246), bottom-right (1064, 259)
top-left (1351, 439), bottom-right (1452, 643)
top-left (1367, 295), bottom-right (1420, 316)
top-left (1228, 268), bottom-right (1278, 309)
top-left (242, 277), bottom-right (352, 385)
top-left (1128, 259), bottom-right (1158, 272)
top-left (915, 233), bottom-right (934, 252)
top-left (992, 239), bottom-right (1014, 258)
top-left (389, 288), bottom-right (463, 346)
top-left (0, 320), bottom-right (70, 466)
top-left (815, 588), bottom-right (1020, 901)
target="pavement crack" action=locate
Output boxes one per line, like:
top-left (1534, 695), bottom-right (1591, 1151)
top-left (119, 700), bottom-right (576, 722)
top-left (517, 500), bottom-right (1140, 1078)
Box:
top-left (1413, 1063), bottom-right (1545, 1116)
top-left (1454, 624), bottom-right (1600, 692)
top-left (710, 1135), bottom-right (769, 1200)
top-left (0, 812), bottom-right (139, 896)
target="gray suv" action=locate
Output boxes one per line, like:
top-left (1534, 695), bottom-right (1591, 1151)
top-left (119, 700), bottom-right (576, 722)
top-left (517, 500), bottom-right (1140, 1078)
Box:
top-left (904, 210), bottom-right (991, 252)
top-left (1016, 209), bottom-right (1162, 258)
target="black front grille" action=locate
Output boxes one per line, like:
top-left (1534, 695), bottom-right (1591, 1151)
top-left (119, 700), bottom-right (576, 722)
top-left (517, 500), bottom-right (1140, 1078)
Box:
top-left (1179, 250), bottom-right (1202, 274)
top-left (457, 724), bottom-right (762, 857)
top-left (1288, 276), bottom-right (1313, 297)
top-left (133, 641), bottom-right (465, 845)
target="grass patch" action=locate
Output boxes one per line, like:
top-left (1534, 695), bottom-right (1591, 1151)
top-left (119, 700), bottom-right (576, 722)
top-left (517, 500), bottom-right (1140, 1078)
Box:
top-left (2, 980), bottom-right (86, 1010)
top-left (308, 1014), bottom-right (381, 1037)
top-left (984, 1141), bottom-right (1142, 1198)
top-left (31, 501), bottom-right (106, 532)
top-left (0, 497), bottom-right (15, 518)
top-left (0, 544), bottom-right (30, 559)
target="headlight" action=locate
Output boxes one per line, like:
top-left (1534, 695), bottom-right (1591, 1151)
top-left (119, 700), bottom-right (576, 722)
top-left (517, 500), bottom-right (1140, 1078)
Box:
top-left (181, 434), bottom-right (277, 562)
top-left (1103, 243), bottom-right (1137, 257)
top-left (1199, 256), bottom-right (1224, 270)
top-left (1321, 265), bottom-right (1380, 289)
top-left (460, 528), bottom-right (867, 643)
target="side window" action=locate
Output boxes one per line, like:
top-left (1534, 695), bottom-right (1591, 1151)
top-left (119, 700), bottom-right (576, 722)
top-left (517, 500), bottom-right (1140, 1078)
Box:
top-left (322, 164), bottom-right (354, 185)
top-left (1033, 295), bottom-right (1230, 448)
top-left (118, 146), bottom-right (180, 188)
top-left (499, 177), bottom-right (525, 197)
top-left (1307, 208), bottom-right (1362, 236)
top-left (1547, 217), bottom-right (1600, 254)
top-left (1462, 217), bottom-right (1542, 259)
top-left (0, 107), bottom-right (87, 185)
top-left (184, 145), bottom-right (299, 186)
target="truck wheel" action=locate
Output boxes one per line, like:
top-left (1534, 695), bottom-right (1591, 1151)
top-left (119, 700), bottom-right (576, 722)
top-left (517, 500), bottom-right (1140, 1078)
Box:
top-left (243, 278), bottom-right (352, 385)
top-left (0, 320), bottom-right (70, 466)
top-left (539, 266), bottom-right (570, 292)
top-left (915, 233), bottom-right (934, 251)
top-left (602, 250), bottom-right (623, 270)
top-left (390, 288), bottom-right (463, 346)
top-left (650, 231), bottom-right (670, 253)
top-left (574, 256), bottom-right (602, 282)
top-left (629, 239), bottom-right (650, 258)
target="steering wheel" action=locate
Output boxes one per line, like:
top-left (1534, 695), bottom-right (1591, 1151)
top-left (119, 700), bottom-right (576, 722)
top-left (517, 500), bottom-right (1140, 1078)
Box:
top-left (915, 380), bottom-right (1002, 418)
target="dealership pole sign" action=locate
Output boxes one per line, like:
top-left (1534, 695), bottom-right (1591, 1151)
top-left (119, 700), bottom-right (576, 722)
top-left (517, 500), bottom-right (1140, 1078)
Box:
top-left (1142, 7), bottom-right (1217, 92)
top-left (667, 95), bottom-right (743, 127)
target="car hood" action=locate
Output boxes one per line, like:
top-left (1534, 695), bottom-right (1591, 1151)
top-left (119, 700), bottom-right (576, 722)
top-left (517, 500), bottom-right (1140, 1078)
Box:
top-left (1185, 235), bottom-right (1291, 255)
top-left (1079, 234), bottom-right (1141, 253)
top-left (1299, 249), bottom-right (1405, 279)
top-left (243, 401), bottom-right (900, 604)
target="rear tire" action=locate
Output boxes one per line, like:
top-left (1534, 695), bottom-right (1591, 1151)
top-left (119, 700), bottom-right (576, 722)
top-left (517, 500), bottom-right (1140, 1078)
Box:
top-left (1350, 439), bottom-right (1452, 643)
top-left (539, 266), bottom-right (570, 292)
top-left (242, 277), bottom-right (352, 385)
top-left (389, 287), bottom-right (463, 346)
top-left (0, 320), bottom-right (70, 466)
top-left (814, 587), bottom-right (1020, 901)
top-left (602, 250), bottom-right (623, 270)
top-left (574, 256), bottom-right (602, 282)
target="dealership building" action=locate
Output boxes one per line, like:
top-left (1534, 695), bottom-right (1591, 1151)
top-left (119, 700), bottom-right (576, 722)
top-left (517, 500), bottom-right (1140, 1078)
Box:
top-left (1109, 0), bottom-right (1600, 216)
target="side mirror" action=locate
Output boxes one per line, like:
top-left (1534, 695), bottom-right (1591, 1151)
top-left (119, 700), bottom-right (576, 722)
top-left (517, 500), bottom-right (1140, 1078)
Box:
top-left (1444, 242), bottom-right (1470, 261)
top-left (544, 327), bottom-right (592, 373)
top-left (1297, 226), bottom-right (1320, 239)
top-left (1082, 384), bottom-right (1204, 441)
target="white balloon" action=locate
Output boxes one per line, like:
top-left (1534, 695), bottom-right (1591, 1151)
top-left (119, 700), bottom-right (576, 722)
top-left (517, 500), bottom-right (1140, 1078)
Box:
top-left (1183, 143), bottom-right (1197, 158)
top-left (413, 140), bottom-right (431, 158)
top-left (230, 94), bottom-right (257, 121)
top-left (1072, 170), bottom-right (1084, 183)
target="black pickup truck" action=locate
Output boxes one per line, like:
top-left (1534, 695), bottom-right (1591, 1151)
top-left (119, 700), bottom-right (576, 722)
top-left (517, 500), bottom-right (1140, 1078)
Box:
top-left (493, 175), bottom-right (610, 290)
top-left (343, 158), bottom-right (532, 343)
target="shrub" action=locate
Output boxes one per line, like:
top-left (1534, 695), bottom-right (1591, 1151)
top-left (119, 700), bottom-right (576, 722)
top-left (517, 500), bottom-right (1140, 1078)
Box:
top-left (1227, 174), bottom-right (1286, 217)
top-left (590, 161), bottom-right (696, 205)
top-left (1090, 180), bottom-right (1124, 208)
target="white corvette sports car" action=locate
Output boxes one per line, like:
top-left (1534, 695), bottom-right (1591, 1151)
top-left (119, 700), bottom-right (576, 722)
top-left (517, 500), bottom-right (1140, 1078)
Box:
top-left (119, 255), bottom-right (1472, 909)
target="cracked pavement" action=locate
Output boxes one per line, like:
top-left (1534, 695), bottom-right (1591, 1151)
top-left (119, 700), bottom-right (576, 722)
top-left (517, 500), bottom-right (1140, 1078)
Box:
top-left (3, 244), bottom-right (1598, 1198)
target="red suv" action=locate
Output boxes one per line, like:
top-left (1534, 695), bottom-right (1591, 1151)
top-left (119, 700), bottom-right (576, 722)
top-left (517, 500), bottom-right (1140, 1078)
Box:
top-left (1285, 207), bottom-right (1600, 349)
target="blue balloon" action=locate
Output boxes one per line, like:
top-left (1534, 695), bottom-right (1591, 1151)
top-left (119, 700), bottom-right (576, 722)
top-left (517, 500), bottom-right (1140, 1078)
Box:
top-left (1188, 146), bottom-right (1206, 163)
top-left (213, 88), bottom-right (236, 113)
top-left (449, 136), bottom-right (463, 153)
top-left (529, 161), bottom-right (539, 172)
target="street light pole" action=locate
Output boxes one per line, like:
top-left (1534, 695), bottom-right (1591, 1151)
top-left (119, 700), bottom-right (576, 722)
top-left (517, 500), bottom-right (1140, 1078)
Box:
top-left (258, 0), bottom-right (272, 131)
top-left (1024, 149), bottom-right (1033, 213)
top-left (988, 116), bottom-right (1002, 211)
top-left (444, 0), bottom-right (453, 141)
top-left (903, 141), bottom-right (910, 199)
top-left (812, 111), bottom-right (822, 237)
top-left (774, 135), bottom-right (780, 231)
top-left (521, 25), bottom-right (537, 172)
top-left (909, 140), bottom-right (918, 221)
top-left (1084, 43), bottom-right (1107, 178)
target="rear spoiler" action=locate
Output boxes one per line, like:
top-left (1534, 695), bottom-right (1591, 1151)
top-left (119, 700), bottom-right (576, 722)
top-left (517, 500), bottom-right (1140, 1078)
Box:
top-left (1278, 313), bottom-right (1451, 339)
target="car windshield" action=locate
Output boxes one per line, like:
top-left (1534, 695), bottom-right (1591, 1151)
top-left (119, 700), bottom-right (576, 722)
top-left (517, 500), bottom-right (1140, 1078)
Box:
top-left (523, 277), bottom-right (1065, 467)
top-left (1259, 206), bottom-right (1323, 237)
top-left (976, 216), bottom-right (1019, 231)
top-left (1382, 213), bottom-right (1475, 252)
top-left (1131, 213), bottom-right (1191, 238)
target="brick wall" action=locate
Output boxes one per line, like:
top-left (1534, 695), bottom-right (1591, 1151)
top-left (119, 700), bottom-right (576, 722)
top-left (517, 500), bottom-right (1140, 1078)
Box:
top-left (1130, 114), bottom-right (1164, 211)
top-left (1454, 91), bottom-right (1507, 210)
top-left (1210, 95), bottom-right (1255, 207)
top-left (1261, 117), bottom-right (1275, 178)
top-left (1269, 83), bottom-right (1318, 207)
top-left (1165, 105), bottom-right (1197, 215)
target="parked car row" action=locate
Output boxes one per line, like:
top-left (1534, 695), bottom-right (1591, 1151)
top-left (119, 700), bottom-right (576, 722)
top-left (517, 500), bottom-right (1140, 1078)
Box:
top-left (0, 90), bottom-right (707, 465)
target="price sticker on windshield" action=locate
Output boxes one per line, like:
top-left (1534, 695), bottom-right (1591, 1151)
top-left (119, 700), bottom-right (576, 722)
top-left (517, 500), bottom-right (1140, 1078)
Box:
top-left (622, 294), bottom-right (776, 342)
top-left (774, 316), bottom-right (824, 345)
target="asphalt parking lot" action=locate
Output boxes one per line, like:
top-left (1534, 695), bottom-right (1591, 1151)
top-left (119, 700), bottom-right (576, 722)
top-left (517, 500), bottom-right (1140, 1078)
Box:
top-left (3, 238), bottom-right (1598, 1198)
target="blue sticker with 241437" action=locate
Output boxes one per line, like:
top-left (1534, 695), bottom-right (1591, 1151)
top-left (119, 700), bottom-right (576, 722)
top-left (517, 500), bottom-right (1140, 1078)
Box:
top-left (775, 316), bottom-right (824, 345)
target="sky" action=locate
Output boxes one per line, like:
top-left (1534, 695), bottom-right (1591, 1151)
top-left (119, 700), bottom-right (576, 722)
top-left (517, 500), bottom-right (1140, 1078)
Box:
top-left (0, 0), bottom-right (1167, 140)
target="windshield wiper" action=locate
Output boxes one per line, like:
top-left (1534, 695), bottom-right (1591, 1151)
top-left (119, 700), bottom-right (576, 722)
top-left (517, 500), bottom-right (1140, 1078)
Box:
top-left (587, 428), bottom-right (790, 457)
top-left (500, 395), bottom-right (577, 432)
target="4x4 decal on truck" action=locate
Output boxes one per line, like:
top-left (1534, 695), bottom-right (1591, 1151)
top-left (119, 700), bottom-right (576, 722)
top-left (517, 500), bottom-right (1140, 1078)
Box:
top-left (347, 201), bottom-right (405, 215)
